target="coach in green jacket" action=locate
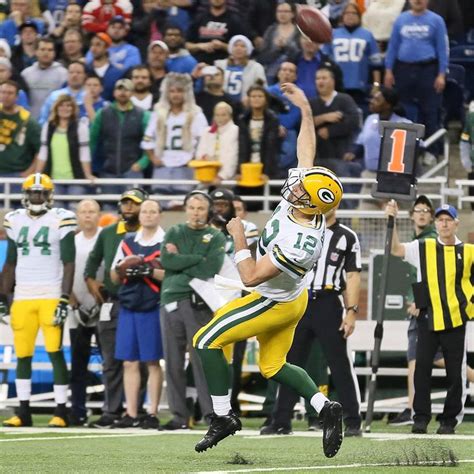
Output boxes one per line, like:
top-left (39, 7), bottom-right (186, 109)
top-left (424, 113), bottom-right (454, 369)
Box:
top-left (160, 190), bottom-right (225, 431)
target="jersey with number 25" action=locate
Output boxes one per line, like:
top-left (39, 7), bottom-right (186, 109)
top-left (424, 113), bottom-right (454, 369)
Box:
top-left (256, 200), bottom-right (325, 302)
top-left (3, 208), bottom-right (77, 301)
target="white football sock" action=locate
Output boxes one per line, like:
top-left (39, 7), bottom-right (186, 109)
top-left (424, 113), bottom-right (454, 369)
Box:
top-left (53, 384), bottom-right (68, 404)
top-left (16, 379), bottom-right (31, 401)
top-left (310, 392), bottom-right (329, 414)
top-left (211, 394), bottom-right (231, 416)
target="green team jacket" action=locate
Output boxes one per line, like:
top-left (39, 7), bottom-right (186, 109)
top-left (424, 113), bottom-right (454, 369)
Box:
top-left (406, 224), bottom-right (437, 304)
top-left (160, 224), bottom-right (226, 306)
top-left (84, 221), bottom-right (130, 296)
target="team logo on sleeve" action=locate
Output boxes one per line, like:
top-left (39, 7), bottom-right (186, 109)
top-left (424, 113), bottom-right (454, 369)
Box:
top-left (317, 188), bottom-right (335, 204)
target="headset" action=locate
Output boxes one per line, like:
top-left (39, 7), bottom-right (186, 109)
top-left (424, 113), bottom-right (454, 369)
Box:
top-left (183, 190), bottom-right (214, 223)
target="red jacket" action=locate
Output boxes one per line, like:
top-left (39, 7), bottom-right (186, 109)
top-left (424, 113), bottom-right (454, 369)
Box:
top-left (82, 0), bottom-right (133, 33)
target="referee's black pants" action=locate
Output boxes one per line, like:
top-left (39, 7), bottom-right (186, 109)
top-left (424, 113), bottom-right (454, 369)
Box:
top-left (414, 314), bottom-right (467, 427)
top-left (272, 292), bottom-right (361, 429)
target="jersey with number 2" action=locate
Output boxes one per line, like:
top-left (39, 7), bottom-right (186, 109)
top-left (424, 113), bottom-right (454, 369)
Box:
top-left (4, 208), bottom-right (76, 301)
top-left (256, 200), bottom-right (325, 301)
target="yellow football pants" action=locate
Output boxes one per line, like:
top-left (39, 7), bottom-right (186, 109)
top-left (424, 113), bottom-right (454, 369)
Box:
top-left (193, 290), bottom-right (308, 378)
top-left (10, 299), bottom-right (62, 358)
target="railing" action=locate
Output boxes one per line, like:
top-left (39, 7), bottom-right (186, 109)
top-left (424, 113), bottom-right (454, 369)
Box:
top-left (0, 176), bottom-right (448, 211)
top-left (455, 179), bottom-right (474, 209)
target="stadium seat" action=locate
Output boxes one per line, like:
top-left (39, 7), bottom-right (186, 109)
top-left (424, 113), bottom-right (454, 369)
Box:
top-left (443, 63), bottom-right (466, 126)
top-left (449, 45), bottom-right (474, 101)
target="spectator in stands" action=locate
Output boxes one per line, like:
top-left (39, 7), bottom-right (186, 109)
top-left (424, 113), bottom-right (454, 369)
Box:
top-left (427, 0), bottom-right (463, 41)
top-left (257, 2), bottom-right (301, 84)
top-left (85, 188), bottom-right (147, 428)
top-left (59, 29), bottom-right (85, 67)
top-left (186, 0), bottom-right (247, 65)
top-left (460, 101), bottom-right (474, 209)
top-left (83, 73), bottom-right (107, 123)
top-left (362, 0), bottom-right (405, 48)
top-left (141, 73), bottom-right (208, 196)
top-left (246, 0), bottom-right (276, 50)
top-left (321, 0), bottom-right (350, 28)
top-left (292, 36), bottom-right (342, 100)
top-left (86, 33), bottom-right (124, 101)
top-left (0, 58), bottom-right (29, 109)
top-left (196, 101), bottom-right (239, 184)
top-left (267, 61), bottom-right (301, 175)
top-left (159, 190), bottom-right (225, 430)
top-left (163, 25), bottom-right (198, 75)
top-left (51, 3), bottom-right (83, 39)
top-left (215, 35), bottom-right (267, 105)
top-left (110, 199), bottom-right (165, 429)
top-left (0, 80), bottom-right (40, 183)
top-left (0, 0), bottom-right (45, 47)
top-left (38, 61), bottom-right (88, 126)
top-left (36, 94), bottom-right (94, 205)
top-left (237, 85), bottom-right (280, 181)
top-left (82, 0), bottom-right (133, 34)
top-left (10, 21), bottom-right (38, 73)
top-left (147, 40), bottom-right (168, 103)
top-left (346, 86), bottom-right (410, 210)
top-left (323, 3), bottom-right (381, 112)
top-left (311, 66), bottom-right (360, 164)
top-left (130, 65), bottom-right (154, 111)
top-left (384, 0), bottom-right (448, 150)
top-left (21, 38), bottom-right (68, 120)
top-left (195, 65), bottom-right (239, 123)
top-left (0, 39), bottom-right (11, 61)
top-left (86, 15), bottom-right (141, 71)
top-left (90, 79), bottom-right (150, 193)
top-left (68, 199), bottom-right (102, 427)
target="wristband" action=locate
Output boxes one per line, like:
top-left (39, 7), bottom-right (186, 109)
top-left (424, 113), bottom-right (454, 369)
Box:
top-left (234, 249), bottom-right (252, 265)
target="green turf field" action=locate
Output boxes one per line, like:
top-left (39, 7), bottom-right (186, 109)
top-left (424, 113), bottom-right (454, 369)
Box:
top-left (1, 415), bottom-right (474, 473)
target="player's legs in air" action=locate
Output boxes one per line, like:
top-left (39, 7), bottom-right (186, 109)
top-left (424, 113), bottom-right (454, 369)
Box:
top-left (193, 291), bottom-right (343, 457)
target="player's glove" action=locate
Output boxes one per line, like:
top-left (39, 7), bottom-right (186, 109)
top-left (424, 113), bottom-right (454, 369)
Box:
top-left (125, 264), bottom-right (153, 280)
top-left (53, 295), bottom-right (70, 326)
top-left (0, 294), bottom-right (9, 325)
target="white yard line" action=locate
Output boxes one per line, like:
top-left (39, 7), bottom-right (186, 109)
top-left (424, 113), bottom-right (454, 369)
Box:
top-left (194, 459), bottom-right (474, 474)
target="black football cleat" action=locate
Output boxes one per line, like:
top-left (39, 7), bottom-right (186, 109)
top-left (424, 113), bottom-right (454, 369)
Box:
top-left (195, 411), bottom-right (242, 452)
top-left (320, 401), bottom-right (343, 458)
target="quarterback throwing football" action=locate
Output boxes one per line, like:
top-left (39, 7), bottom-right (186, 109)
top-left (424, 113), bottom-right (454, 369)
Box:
top-left (1, 174), bottom-right (76, 428)
top-left (193, 83), bottom-right (344, 458)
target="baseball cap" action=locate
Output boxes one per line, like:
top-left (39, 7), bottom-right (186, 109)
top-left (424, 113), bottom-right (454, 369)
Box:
top-left (148, 40), bottom-right (169, 53)
top-left (95, 32), bottom-right (112, 47)
top-left (19, 20), bottom-right (39, 32)
top-left (114, 78), bottom-right (134, 91)
top-left (434, 204), bottom-right (458, 220)
top-left (210, 188), bottom-right (235, 202)
top-left (120, 188), bottom-right (147, 204)
top-left (109, 15), bottom-right (126, 25)
top-left (412, 195), bottom-right (434, 212)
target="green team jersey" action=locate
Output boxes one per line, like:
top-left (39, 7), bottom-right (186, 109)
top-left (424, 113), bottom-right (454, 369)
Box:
top-left (0, 106), bottom-right (41, 173)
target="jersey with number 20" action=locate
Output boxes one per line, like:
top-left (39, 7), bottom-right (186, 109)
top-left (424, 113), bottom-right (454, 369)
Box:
top-left (256, 200), bottom-right (325, 301)
top-left (3, 208), bottom-right (77, 301)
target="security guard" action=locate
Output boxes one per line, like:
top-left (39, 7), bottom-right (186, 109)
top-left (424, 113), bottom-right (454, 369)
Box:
top-left (387, 201), bottom-right (473, 434)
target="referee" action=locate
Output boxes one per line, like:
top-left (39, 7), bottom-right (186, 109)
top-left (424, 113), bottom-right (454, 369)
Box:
top-left (261, 207), bottom-right (362, 437)
top-left (387, 201), bottom-right (473, 434)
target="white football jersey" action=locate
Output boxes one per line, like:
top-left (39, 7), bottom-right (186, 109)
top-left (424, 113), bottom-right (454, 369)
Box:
top-left (256, 200), bottom-right (325, 301)
top-left (4, 208), bottom-right (77, 300)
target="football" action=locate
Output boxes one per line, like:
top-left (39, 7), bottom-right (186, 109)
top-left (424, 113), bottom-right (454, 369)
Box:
top-left (116, 255), bottom-right (144, 279)
top-left (296, 6), bottom-right (332, 44)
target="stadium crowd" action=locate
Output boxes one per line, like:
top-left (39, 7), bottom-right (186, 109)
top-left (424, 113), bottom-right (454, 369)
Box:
top-left (0, 0), bottom-right (473, 202)
top-left (0, 0), bottom-right (473, 439)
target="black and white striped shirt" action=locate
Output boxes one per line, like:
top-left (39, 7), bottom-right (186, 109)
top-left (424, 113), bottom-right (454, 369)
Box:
top-left (309, 220), bottom-right (362, 293)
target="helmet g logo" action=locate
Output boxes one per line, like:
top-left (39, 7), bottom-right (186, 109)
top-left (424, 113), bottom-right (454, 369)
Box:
top-left (318, 188), bottom-right (335, 204)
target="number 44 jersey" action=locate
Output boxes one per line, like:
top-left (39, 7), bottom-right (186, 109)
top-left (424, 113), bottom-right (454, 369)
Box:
top-left (256, 200), bottom-right (325, 302)
top-left (3, 208), bottom-right (77, 301)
